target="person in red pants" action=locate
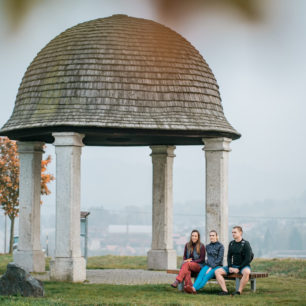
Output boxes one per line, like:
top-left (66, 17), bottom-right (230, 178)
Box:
top-left (171, 229), bottom-right (206, 289)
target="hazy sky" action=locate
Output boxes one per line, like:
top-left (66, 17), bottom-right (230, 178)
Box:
top-left (0, 0), bottom-right (305, 216)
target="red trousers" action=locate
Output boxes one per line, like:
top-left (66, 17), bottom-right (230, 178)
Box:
top-left (176, 261), bottom-right (202, 287)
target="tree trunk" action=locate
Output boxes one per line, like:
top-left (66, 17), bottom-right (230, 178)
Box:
top-left (9, 215), bottom-right (15, 254)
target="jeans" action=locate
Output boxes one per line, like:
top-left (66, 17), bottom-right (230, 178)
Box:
top-left (176, 261), bottom-right (202, 287)
top-left (193, 265), bottom-right (220, 291)
top-left (221, 265), bottom-right (251, 274)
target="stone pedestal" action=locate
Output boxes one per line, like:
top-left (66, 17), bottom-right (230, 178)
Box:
top-left (50, 132), bottom-right (86, 282)
top-left (50, 257), bottom-right (85, 282)
top-left (203, 137), bottom-right (232, 258)
top-left (147, 146), bottom-right (177, 270)
top-left (14, 142), bottom-right (45, 273)
top-left (147, 249), bottom-right (177, 270)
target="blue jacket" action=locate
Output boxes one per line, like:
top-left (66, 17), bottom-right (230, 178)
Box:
top-left (206, 241), bottom-right (224, 268)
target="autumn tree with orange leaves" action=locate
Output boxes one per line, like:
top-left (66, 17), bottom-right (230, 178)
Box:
top-left (0, 137), bottom-right (54, 254)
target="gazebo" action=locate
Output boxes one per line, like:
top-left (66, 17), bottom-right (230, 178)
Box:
top-left (0, 15), bottom-right (240, 282)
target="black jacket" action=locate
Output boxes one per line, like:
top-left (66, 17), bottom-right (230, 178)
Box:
top-left (227, 239), bottom-right (252, 268)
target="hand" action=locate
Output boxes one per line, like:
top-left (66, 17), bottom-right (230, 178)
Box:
top-left (229, 267), bottom-right (239, 273)
top-left (206, 268), bottom-right (212, 274)
top-left (184, 258), bottom-right (192, 263)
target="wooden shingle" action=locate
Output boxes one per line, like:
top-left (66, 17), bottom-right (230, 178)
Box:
top-left (0, 15), bottom-right (240, 145)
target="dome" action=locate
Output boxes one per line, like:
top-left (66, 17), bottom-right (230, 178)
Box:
top-left (0, 15), bottom-right (240, 145)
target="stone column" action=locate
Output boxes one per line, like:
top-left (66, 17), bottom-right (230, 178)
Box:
top-left (202, 137), bottom-right (232, 258)
top-left (147, 146), bottom-right (177, 270)
top-left (50, 132), bottom-right (85, 282)
top-left (14, 142), bottom-right (45, 272)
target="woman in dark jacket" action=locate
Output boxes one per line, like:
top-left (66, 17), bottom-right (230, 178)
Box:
top-left (171, 229), bottom-right (206, 289)
top-left (184, 230), bottom-right (224, 294)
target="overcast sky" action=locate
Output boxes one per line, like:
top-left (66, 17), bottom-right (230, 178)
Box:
top-left (0, 0), bottom-right (305, 216)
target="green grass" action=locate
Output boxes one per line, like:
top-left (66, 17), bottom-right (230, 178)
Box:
top-left (87, 255), bottom-right (147, 270)
top-left (0, 255), bottom-right (305, 305)
top-left (0, 255), bottom-right (50, 275)
top-left (0, 255), bottom-right (176, 272)
top-left (1, 254), bottom-right (306, 278)
top-left (0, 254), bottom-right (12, 275)
top-left (0, 277), bottom-right (305, 305)
top-left (87, 256), bottom-right (306, 278)
top-left (87, 256), bottom-right (186, 270)
top-left (252, 258), bottom-right (306, 279)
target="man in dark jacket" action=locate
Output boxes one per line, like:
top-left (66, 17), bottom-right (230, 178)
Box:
top-left (215, 226), bottom-right (252, 296)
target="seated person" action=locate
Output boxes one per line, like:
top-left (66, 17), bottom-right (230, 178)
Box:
top-left (171, 229), bottom-right (205, 289)
top-left (184, 230), bottom-right (224, 294)
top-left (215, 225), bottom-right (253, 296)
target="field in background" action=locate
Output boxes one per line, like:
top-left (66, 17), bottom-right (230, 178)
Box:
top-left (1, 255), bottom-right (305, 278)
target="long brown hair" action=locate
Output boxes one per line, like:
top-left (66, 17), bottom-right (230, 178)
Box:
top-left (187, 229), bottom-right (202, 254)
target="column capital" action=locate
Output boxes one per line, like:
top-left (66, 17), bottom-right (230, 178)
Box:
top-left (150, 145), bottom-right (176, 157)
top-left (52, 132), bottom-right (85, 147)
top-left (202, 137), bottom-right (232, 152)
top-left (17, 142), bottom-right (45, 154)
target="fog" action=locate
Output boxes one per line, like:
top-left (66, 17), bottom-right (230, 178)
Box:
top-left (0, 0), bottom-right (305, 254)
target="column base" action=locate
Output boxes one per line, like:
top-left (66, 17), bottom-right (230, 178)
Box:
top-left (147, 249), bottom-right (177, 270)
top-left (14, 250), bottom-right (45, 273)
top-left (50, 257), bottom-right (86, 282)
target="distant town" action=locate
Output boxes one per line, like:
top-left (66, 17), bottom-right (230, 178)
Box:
top-left (1, 195), bottom-right (305, 259)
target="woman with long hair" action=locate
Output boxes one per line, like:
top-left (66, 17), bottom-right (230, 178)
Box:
top-left (184, 230), bottom-right (224, 294)
top-left (171, 229), bottom-right (206, 289)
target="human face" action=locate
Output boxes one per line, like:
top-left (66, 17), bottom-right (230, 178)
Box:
top-left (191, 231), bottom-right (199, 243)
top-left (232, 228), bottom-right (242, 241)
top-left (209, 232), bottom-right (218, 243)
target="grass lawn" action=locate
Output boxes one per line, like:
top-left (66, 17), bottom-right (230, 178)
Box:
top-left (0, 277), bottom-right (305, 305)
top-left (0, 254), bottom-right (305, 305)
top-left (87, 255), bottom-right (148, 270)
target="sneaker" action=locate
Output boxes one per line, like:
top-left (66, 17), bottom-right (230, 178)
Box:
top-left (171, 280), bottom-right (179, 288)
top-left (218, 291), bottom-right (229, 296)
top-left (232, 291), bottom-right (241, 296)
top-left (184, 285), bottom-right (196, 294)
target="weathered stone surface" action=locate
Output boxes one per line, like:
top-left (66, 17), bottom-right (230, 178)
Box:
top-left (50, 132), bottom-right (86, 282)
top-left (14, 142), bottom-right (45, 273)
top-left (203, 137), bottom-right (232, 260)
top-left (147, 146), bottom-right (177, 270)
top-left (0, 263), bottom-right (44, 297)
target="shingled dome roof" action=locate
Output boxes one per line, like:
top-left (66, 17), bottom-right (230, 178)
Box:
top-left (0, 15), bottom-right (240, 146)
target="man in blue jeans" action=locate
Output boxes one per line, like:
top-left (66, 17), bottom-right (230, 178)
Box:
top-left (215, 226), bottom-right (252, 296)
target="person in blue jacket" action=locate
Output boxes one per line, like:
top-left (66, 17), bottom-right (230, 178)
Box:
top-left (184, 230), bottom-right (224, 294)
